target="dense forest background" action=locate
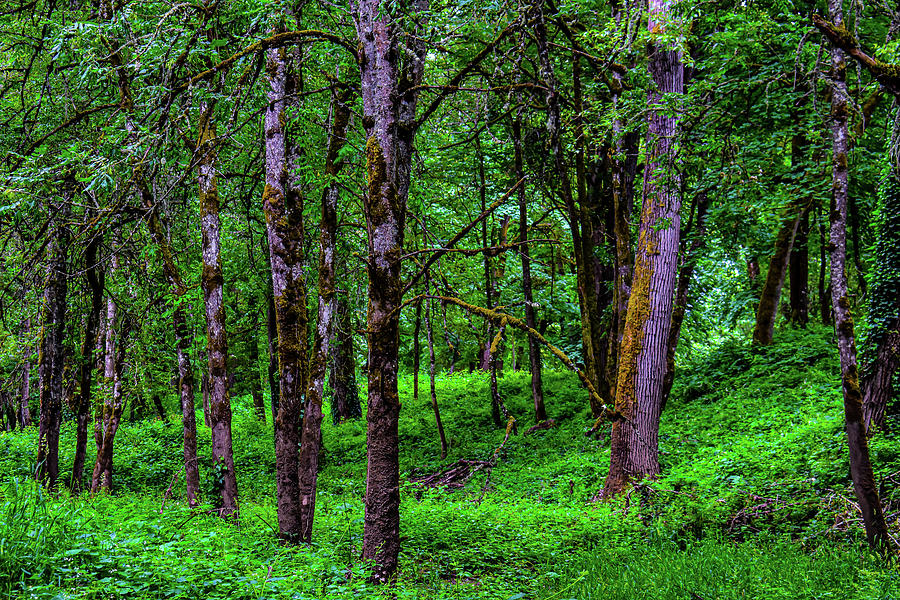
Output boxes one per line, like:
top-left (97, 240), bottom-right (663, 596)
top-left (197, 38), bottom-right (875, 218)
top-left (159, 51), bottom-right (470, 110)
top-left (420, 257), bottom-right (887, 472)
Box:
top-left (2, 0), bottom-right (900, 597)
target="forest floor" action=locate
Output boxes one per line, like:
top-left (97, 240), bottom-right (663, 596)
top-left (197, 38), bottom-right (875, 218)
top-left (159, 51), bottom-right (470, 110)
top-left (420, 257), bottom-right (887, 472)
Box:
top-left (2, 325), bottom-right (900, 599)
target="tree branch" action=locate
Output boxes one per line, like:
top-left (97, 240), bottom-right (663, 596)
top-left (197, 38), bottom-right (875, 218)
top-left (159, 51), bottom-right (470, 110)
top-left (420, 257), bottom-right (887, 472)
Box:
top-left (813, 14), bottom-right (900, 96)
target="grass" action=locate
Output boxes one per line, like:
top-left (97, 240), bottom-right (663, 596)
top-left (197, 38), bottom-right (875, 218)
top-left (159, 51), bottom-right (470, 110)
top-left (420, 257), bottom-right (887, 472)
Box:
top-left (1, 325), bottom-right (899, 598)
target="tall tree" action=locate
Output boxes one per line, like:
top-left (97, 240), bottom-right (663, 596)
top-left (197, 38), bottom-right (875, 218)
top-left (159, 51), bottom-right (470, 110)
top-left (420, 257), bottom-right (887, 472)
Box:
top-left (604, 0), bottom-right (683, 496)
top-left (823, 0), bottom-right (888, 550)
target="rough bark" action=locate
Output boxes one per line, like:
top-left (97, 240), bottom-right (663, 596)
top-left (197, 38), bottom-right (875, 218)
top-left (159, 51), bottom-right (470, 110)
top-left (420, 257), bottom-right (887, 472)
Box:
top-left (198, 100), bottom-right (239, 518)
top-left (353, 0), bottom-right (426, 581)
top-left (266, 294), bottom-right (280, 425)
top-left (818, 205), bottom-right (832, 324)
top-left (35, 186), bottom-right (71, 489)
top-left (513, 118), bottom-right (546, 423)
top-left (71, 233), bottom-right (104, 494)
top-left (752, 202), bottom-right (805, 346)
top-left (263, 41), bottom-right (309, 540)
top-left (825, 2), bottom-right (889, 550)
top-left (297, 84), bottom-right (351, 544)
top-left (661, 192), bottom-right (709, 409)
top-left (603, 0), bottom-right (683, 497)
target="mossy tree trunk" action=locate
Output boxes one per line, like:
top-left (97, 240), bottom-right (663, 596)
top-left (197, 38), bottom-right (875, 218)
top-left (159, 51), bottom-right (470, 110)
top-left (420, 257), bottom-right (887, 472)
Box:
top-left (825, 2), bottom-right (889, 550)
top-left (263, 40), bottom-right (309, 540)
top-left (353, 0), bottom-right (426, 581)
top-left (35, 186), bottom-right (70, 489)
top-left (297, 84), bottom-right (352, 544)
top-left (603, 0), bottom-right (683, 497)
top-left (70, 231), bottom-right (104, 494)
top-left (198, 100), bottom-right (239, 519)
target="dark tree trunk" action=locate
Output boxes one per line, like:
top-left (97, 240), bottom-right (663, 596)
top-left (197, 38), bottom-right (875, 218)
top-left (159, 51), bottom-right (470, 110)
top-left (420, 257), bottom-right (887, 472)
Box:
top-left (297, 84), bottom-right (351, 543)
top-left (353, 0), bottom-right (426, 581)
top-left (198, 101), bottom-right (238, 518)
top-left (263, 41), bottom-right (309, 540)
top-left (424, 276), bottom-right (449, 458)
top-left (789, 209), bottom-right (810, 326)
top-left (331, 287), bottom-right (360, 423)
top-left (818, 204), bottom-right (831, 325)
top-left (752, 202), bottom-right (805, 346)
top-left (661, 192), bottom-right (709, 409)
top-left (512, 118), bottom-right (546, 422)
top-left (36, 187), bottom-right (71, 489)
top-left (604, 0), bottom-right (682, 497)
top-left (248, 298), bottom-right (266, 423)
top-left (71, 233), bottom-right (104, 494)
top-left (19, 317), bottom-right (32, 428)
top-left (825, 4), bottom-right (889, 550)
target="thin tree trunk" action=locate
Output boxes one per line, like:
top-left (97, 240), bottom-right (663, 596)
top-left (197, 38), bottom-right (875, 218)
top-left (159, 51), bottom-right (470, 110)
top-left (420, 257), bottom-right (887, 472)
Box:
top-left (790, 209), bottom-right (810, 326)
top-left (267, 293), bottom-right (280, 425)
top-left (354, 0), bottom-right (426, 580)
top-left (818, 203), bottom-right (831, 325)
top-left (604, 0), bottom-right (683, 497)
top-left (752, 202), bottom-right (805, 346)
top-left (331, 287), bottom-right (360, 423)
top-left (35, 187), bottom-right (71, 489)
top-left (71, 233), bottom-right (104, 494)
top-left (19, 317), bottom-right (32, 428)
top-left (248, 298), bottom-right (266, 423)
top-left (297, 84), bottom-right (351, 544)
top-left (198, 100), bottom-right (238, 518)
top-left (825, 2), bottom-right (889, 549)
top-left (512, 118), bottom-right (545, 423)
top-left (91, 315), bottom-right (129, 493)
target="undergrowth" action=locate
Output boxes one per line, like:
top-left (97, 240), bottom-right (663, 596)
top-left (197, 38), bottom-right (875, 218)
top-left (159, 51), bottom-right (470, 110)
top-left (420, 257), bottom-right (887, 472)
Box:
top-left (1, 325), bottom-right (898, 599)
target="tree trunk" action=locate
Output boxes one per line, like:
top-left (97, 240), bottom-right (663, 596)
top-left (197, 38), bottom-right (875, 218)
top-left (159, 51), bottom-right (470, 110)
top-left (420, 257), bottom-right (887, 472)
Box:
top-left (512, 118), bottom-right (546, 422)
top-left (603, 0), bottom-right (683, 497)
top-left (825, 3), bottom-right (889, 550)
top-left (267, 293), bottom-right (280, 425)
top-left (752, 202), bottom-right (805, 346)
top-left (36, 186), bottom-right (71, 489)
top-left (263, 41), bottom-right (309, 541)
top-left (19, 317), bottom-right (32, 428)
top-left (789, 209), bottom-right (810, 326)
top-left (818, 204), bottom-right (831, 325)
top-left (198, 100), bottom-right (239, 518)
top-left (91, 315), bottom-right (129, 493)
top-left (297, 84), bottom-right (351, 544)
top-left (662, 191), bottom-right (709, 409)
top-left (354, 0), bottom-right (426, 581)
top-left (71, 233), bottom-right (104, 494)
top-left (331, 287), bottom-right (361, 423)
top-left (248, 298), bottom-right (266, 423)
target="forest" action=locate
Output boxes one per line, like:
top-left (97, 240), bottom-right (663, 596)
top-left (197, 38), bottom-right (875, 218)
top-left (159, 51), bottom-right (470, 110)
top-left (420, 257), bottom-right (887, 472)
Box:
top-left (1, 0), bottom-right (900, 597)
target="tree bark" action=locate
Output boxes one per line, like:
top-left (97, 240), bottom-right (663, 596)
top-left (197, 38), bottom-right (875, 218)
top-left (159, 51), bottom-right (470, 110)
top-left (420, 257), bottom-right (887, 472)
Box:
top-left (353, 0), bottom-right (426, 581)
top-left (297, 84), bottom-right (351, 544)
top-left (512, 118), bottom-right (546, 422)
top-left (604, 0), bottom-right (683, 497)
top-left (263, 41), bottom-right (309, 540)
top-left (71, 232), bottom-right (104, 494)
top-left (267, 293), bottom-right (280, 425)
top-left (198, 100), bottom-right (239, 518)
top-left (248, 297), bottom-right (266, 423)
top-left (662, 192), bottom-right (709, 409)
top-left (789, 209), bottom-right (810, 326)
top-left (825, 1), bottom-right (889, 550)
top-left (91, 314), bottom-right (129, 493)
top-left (36, 185), bottom-right (71, 490)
